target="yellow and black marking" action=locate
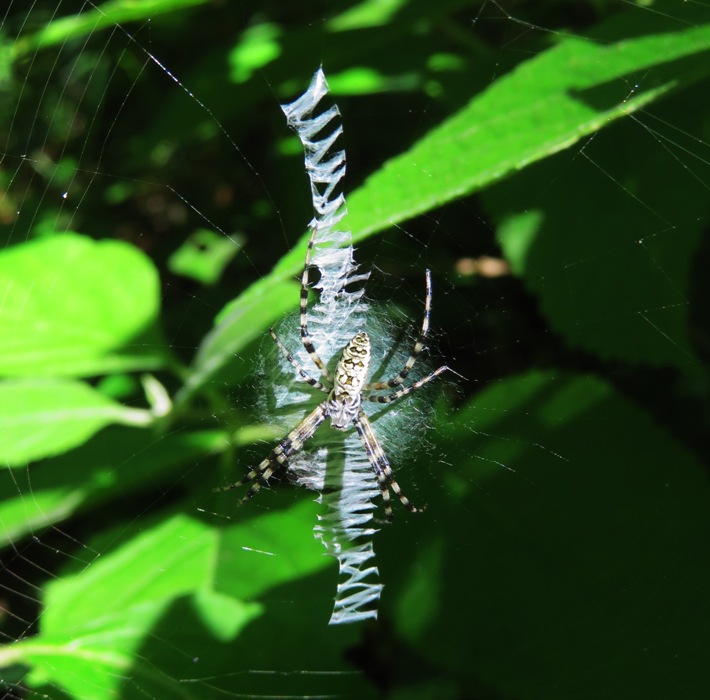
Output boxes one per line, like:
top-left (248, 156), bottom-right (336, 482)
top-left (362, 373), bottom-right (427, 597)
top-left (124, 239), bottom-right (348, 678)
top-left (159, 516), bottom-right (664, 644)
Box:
top-left (215, 251), bottom-right (453, 520)
top-left (327, 331), bottom-right (371, 430)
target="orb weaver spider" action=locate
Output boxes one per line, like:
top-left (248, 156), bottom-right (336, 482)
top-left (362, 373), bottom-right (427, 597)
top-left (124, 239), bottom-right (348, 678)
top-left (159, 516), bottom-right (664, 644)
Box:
top-left (215, 226), bottom-right (452, 521)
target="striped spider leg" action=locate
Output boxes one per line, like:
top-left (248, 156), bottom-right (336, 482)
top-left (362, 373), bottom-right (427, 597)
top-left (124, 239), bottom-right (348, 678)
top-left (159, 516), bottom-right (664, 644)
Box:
top-left (214, 403), bottom-right (328, 502)
top-left (214, 226), bottom-right (452, 520)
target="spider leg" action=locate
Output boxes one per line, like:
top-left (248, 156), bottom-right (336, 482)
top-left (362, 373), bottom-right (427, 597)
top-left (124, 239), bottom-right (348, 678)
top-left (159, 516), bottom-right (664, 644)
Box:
top-left (270, 328), bottom-right (330, 393)
top-left (367, 364), bottom-right (452, 404)
top-left (355, 410), bottom-right (423, 522)
top-left (365, 269), bottom-right (433, 391)
top-left (300, 224), bottom-right (333, 380)
top-left (213, 403), bottom-right (328, 503)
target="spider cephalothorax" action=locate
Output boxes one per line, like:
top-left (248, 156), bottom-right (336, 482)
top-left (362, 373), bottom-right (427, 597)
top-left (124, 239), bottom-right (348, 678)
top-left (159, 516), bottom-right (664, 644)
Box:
top-left (215, 227), bottom-right (452, 521)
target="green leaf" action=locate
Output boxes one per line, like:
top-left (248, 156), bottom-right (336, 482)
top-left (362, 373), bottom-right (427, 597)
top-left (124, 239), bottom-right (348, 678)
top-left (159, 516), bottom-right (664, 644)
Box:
top-left (213, 497), bottom-right (329, 601)
top-left (0, 378), bottom-right (153, 467)
top-left (324, 66), bottom-right (418, 95)
top-left (228, 23), bottom-right (282, 83)
top-left (387, 371), bottom-right (710, 698)
top-left (12, 0), bottom-right (211, 58)
top-left (0, 233), bottom-right (167, 378)
top-left (2, 500), bottom-right (332, 700)
top-left (486, 83), bottom-right (707, 369)
top-left (8, 515), bottom-right (219, 699)
top-left (225, 20), bottom-right (710, 330)
top-left (179, 13), bottom-right (710, 404)
top-left (340, 23), bottom-right (710, 243)
top-left (0, 427), bottom-right (228, 546)
top-left (177, 277), bottom-right (297, 404)
top-left (327, 0), bottom-right (409, 31)
top-left (167, 229), bottom-right (242, 286)
top-left (44, 515), bottom-right (217, 631)
top-left (193, 589), bottom-right (262, 642)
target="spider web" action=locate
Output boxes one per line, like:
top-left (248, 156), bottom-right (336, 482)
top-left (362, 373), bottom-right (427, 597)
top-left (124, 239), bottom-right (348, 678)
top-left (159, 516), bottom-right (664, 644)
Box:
top-left (277, 69), bottom-right (383, 625)
top-left (1, 1), bottom-right (710, 699)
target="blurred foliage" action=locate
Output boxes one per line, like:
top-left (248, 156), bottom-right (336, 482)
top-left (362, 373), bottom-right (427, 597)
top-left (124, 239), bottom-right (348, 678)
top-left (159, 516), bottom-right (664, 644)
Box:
top-left (0, 0), bottom-right (710, 699)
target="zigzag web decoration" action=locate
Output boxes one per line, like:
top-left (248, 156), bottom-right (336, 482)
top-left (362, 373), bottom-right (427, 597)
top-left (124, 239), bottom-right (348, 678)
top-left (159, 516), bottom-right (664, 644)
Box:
top-left (281, 69), bottom-right (383, 624)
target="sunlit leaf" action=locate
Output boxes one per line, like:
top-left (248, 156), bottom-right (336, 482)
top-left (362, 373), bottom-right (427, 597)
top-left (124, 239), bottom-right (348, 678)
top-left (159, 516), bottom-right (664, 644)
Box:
top-left (12, 0), bottom-right (210, 57)
top-left (269, 20), bottom-right (710, 281)
top-left (177, 277), bottom-right (297, 404)
top-left (343, 24), bottom-right (710, 241)
top-left (13, 515), bottom-right (219, 699)
top-left (5, 501), bottom-right (332, 699)
top-left (0, 233), bottom-right (167, 378)
top-left (487, 88), bottom-right (707, 369)
top-left (167, 228), bottom-right (242, 285)
top-left (0, 378), bottom-right (152, 467)
top-left (0, 427), bottom-right (228, 546)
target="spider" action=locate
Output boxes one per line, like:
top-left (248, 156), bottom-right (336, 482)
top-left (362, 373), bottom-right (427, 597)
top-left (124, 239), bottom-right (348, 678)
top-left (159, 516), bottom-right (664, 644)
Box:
top-left (214, 227), bottom-right (452, 521)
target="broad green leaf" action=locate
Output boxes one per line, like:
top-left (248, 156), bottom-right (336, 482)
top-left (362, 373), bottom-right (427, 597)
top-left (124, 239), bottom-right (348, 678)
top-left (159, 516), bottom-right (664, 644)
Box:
top-left (2, 500), bottom-right (333, 700)
top-left (342, 23), bottom-right (710, 241)
top-left (180, 10), bottom-right (710, 404)
top-left (12, 0), bottom-right (210, 58)
top-left (0, 233), bottom-right (167, 378)
top-left (384, 372), bottom-right (710, 698)
top-left (176, 276), bottom-right (297, 405)
top-left (268, 20), bottom-right (710, 283)
top-left (43, 515), bottom-right (217, 631)
top-left (8, 515), bottom-right (224, 699)
top-left (486, 87), bottom-right (707, 369)
top-left (0, 427), bottom-right (228, 546)
top-left (0, 378), bottom-right (153, 467)
top-left (214, 496), bottom-right (328, 601)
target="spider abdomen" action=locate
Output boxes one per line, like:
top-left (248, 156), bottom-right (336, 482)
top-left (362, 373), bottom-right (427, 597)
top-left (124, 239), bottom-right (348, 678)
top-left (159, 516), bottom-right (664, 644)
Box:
top-left (328, 331), bottom-right (371, 430)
